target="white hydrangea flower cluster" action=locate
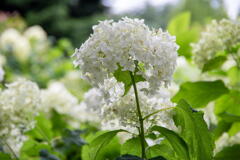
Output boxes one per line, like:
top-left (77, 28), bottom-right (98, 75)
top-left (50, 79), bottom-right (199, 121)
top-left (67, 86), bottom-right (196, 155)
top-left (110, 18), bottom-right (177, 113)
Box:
top-left (0, 26), bottom-right (48, 62)
top-left (80, 79), bottom-right (176, 134)
top-left (73, 17), bottom-right (178, 93)
top-left (214, 132), bottom-right (240, 154)
top-left (24, 25), bottom-right (48, 53)
top-left (192, 19), bottom-right (240, 68)
top-left (41, 82), bottom-right (78, 115)
top-left (0, 28), bottom-right (31, 62)
top-left (0, 79), bottom-right (41, 155)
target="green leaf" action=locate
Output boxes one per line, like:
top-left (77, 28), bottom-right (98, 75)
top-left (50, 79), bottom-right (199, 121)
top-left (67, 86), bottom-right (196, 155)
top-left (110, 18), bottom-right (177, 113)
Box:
top-left (202, 56), bottom-right (227, 72)
top-left (227, 66), bottom-right (240, 89)
top-left (151, 126), bottom-right (189, 160)
top-left (121, 137), bottom-right (143, 157)
top-left (50, 109), bottom-right (69, 134)
top-left (0, 152), bottom-right (11, 160)
top-left (20, 139), bottom-right (51, 158)
top-left (228, 122), bottom-right (240, 136)
top-left (27, 113), bottom-right (53, 141)
top-left (215, 90), bottom-right (240, 115)
top-left (174, 99), bottom-right (214, 160)
top-left (218, 112), bottom-right (240, 123)
top-left (88, 130), bottom-right (124, 160)
top-left (212, 121), bottom-right (232, 140)
top-left (168, 12), bottom-right (200, 58)
top-left (168, 12), bottom-right (191, 36)
top-left (172, 80), bottom-right (229, 108)
top-left (82, 131), bottom-right (121, 160)
top-left (214, 144), bottom-right (240, 160)
top-left (146, 144), bottom-right (176, 160)
top-left (113, 67), bottom-right (145, 95)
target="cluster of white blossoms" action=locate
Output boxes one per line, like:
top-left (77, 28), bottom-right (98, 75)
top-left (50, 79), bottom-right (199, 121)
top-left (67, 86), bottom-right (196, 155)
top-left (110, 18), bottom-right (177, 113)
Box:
top-left (214, 132), bottom-right (240, 154)
top-left (73, 17), bottom-right (178, 93)
top-left (80, 79), bottom-right (177, 134)
top-left (0, 28), bottom-right (31, 62)
top-left (192, 19), bottom-right (240, 68)
top-left (0, 26), bottom-right (48, 62)
top-left (41, 82), bottom-right (78, 115)
top-left (0, 79), bottom-right (41, 155)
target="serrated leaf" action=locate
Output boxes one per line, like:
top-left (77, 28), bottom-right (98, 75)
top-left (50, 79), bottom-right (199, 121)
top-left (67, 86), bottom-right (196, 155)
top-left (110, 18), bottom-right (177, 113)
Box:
top-left (214, 144), bottom-right (240, 160)
top-left (174, 99), bottom-right (214, 160)
top-left (146, 144), bottom-right (176, 160)
top-left (121, 137), bottom-right (143, 157)
top-left (172, 80), bottom-right (229, 108)
top-left (88, 130), bottom-right (124, 160)
top-left (151, 126), bottom-right (189, 160)
top-left (82, 131), bottom-right (121, 160)
top-left (202, 56), bottom-right (227, 72)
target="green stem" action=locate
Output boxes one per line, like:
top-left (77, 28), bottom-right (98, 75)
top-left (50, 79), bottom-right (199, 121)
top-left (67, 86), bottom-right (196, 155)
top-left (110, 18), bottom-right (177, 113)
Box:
top-left (129, 71), bottom-right (147, 159)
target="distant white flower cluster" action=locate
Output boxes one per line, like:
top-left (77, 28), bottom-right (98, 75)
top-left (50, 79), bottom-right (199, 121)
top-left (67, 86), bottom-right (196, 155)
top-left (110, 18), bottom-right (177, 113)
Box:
top-left (41, 82), bottom-right (78, 115)
top-left (73, 17), bottom-right (178, 93)
top-left (80, 79), bottom-right (177, 134)
top-left (0, 79), bottom-right (41, 155)
top-left (192, 19), bottom-right (240, 68)
top-left (0, 26), bottom-right (48, 62)
top-left (0, 79), bottom-right (94, 155)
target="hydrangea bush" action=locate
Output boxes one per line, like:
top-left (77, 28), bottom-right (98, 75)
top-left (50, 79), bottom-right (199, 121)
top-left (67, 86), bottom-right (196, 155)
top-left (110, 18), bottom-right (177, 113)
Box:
top-left (0, 14), bottom-right (240, 160)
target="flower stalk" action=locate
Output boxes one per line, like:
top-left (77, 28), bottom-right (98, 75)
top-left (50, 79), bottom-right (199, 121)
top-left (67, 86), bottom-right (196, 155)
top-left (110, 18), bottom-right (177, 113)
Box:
top-left (129, 71), bottom-right (147, 159)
